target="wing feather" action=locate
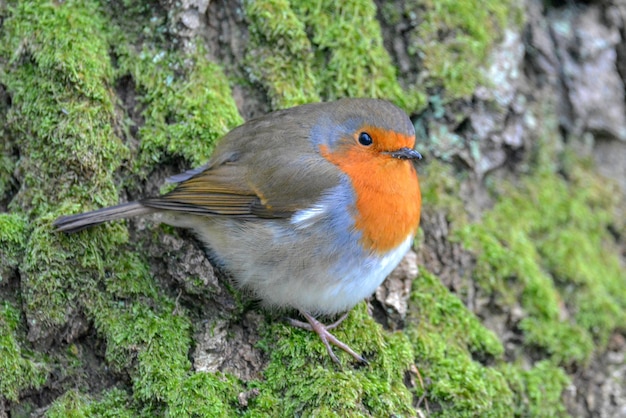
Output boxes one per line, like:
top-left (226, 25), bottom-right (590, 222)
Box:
top-left (141, 105), bottom-right (343, 219)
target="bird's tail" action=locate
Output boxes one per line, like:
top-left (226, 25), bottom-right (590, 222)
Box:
top-left (53, 202), bottom-right (155, 233)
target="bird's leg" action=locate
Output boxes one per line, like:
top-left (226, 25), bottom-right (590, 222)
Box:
top-left (287, 310), bottom-right (367, 364)
top-left (287, 311), bottom-right (350, 331)
top-left (325, 311), bottom-right (351, 330)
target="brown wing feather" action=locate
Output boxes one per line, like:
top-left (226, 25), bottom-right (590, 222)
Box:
top-left (142, 163), bottom-right (264, 217)
top-left (141, 102), bottom-right (344, 219)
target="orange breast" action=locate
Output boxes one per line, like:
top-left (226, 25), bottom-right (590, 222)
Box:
top-left (320, 143), bottom-right (421, 254)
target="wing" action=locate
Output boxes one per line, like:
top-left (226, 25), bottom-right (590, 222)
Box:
top-left (143, 162), bottom-right (263, 217)
top-left (142, 108), bottom-right (343, 219)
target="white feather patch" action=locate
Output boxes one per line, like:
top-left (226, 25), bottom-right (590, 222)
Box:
top-left (290, 204), bottom-right (328, 228)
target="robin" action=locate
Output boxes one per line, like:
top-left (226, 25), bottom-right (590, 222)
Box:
top-left (54, 98), bottom-right (422, 364)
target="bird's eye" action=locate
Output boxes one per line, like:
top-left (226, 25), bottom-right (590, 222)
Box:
top-left (358, 132), bottom-right (373, 146)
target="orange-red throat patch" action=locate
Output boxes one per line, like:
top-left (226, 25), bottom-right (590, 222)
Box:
top-left (320, 127), bottom-right (421, 254)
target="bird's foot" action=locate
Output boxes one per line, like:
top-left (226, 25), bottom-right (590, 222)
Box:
top-left (288, 310), bottom-right (367, 365)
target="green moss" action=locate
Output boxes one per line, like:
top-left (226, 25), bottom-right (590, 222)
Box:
top-left (3, 2), bottom-right (243, 414)
top-left (418, 159), bottom-right (468, 225)
top-left (0, 130), bottom-right (16, 203)
top-left (45, 390), bottom-right (89, 418)
top-left (247, 303), bottom-right (414, 416)
top-left (45, 388), bottom-right (138, 418)
top-left (244, 0), bottom-right (425, 112)
top-left (500, 361), bottom-right (569, 418)
top-left (2, 1), bottom-right (125, 217)
top-left (244, 0), bottom-right (320, 108)
top-left (407, 271), bottom-right (513, 416)
top-left (86, 295), bottom-right (242, 416)
top-left (0, 302), bottom-right (48, 402)
top-left (401, 0), bottom-right (522, 99)
top-left (410, 101), bottom-right (623, 414)
top-left (290, 0), bottom-right (424, 112)
top-left (113, 43), bottom-right (243, 171)
top-left (405, 269), bottom-right (573, 417)
top-left (80, 388), bottom-right (136, 418)
top-left (103, 252), bottom-right (158, 299)
top-left (2, 0), bottom-right (128, 329)
top-left (0, 213), bottom-right (28, 281)
top-left (457, 165), bottom-right (625, 365)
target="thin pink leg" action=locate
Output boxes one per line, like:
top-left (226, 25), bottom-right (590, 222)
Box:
top-left (288, 310), bottom-right (367, 364)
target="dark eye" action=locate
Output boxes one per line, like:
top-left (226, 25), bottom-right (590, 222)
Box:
top-left (358, 132), bottom-right (373, 146)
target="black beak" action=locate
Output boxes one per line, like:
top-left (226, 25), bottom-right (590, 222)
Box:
top-left (387, 147), bottom-right (422, 160)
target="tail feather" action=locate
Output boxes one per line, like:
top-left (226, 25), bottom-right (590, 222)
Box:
top-left (53, 202), bottom-right (154, 233)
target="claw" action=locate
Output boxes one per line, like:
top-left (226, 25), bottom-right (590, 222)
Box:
top-left (288, 310), bottom-right (368, 364)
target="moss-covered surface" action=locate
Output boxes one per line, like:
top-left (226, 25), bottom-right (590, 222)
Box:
top-left (408, 271), bottom-right (515, 416)
top-left (0, 0), bottom-right (624, 417)
top-left (414, 108), bottom-right (625, 415)
top-left (457, 163), bottom-right (625, 366)
top-left (1, 0), bottom-right (244, 415)
top-left (0, 301), bottom-right (48, 402)
top-left (0, 213), bottom-right (27, 281)
top-left (453, 102), bottom-right (626, 368)
top-left (244, 0), bottom-right (424, 112)
top-left (244, 0), bottom-right (320, 108)
top-left (0, 102), bottom-right (17, 203)
top-left (409, 169), bottom-right (616, 417)
top-left (249, 303), bottom-right (416, 416)
top-left (380, 0), bottom-right (523, 100)
top-left (118, 43), bottom-right (243, 171)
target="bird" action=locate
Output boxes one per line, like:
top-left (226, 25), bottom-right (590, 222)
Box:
top-left (53, 98), bottom-right (422, 364)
